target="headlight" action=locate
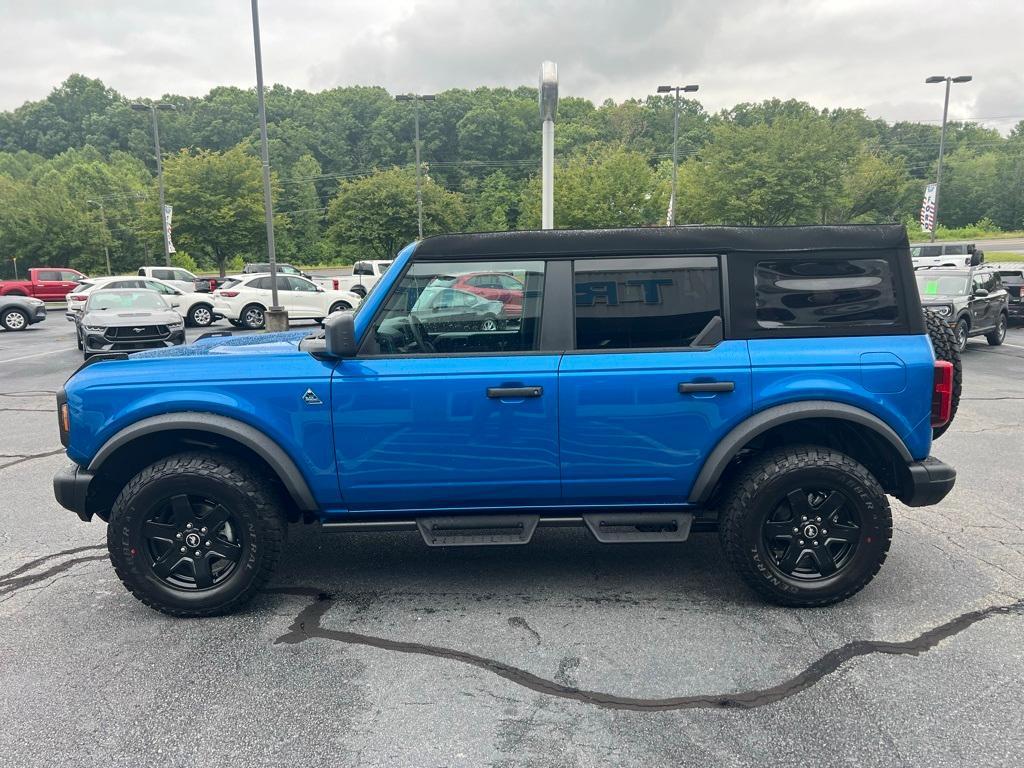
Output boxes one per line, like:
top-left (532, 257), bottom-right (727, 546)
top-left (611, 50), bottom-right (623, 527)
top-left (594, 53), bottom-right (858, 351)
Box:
top-left (168, 320), bottom-right (184, 329)
top-left (83, 324), bottom-right (106, 332)
top-left (931, 305), bottom-right (952, 317)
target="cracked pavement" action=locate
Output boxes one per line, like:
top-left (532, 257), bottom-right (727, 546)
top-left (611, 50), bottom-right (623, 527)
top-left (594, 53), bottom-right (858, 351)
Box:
top-left (2, 319), bottom-right (1024, 767)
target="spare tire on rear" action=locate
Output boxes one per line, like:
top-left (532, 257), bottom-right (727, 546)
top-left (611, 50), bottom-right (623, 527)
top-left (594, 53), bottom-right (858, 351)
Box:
top-left (924, 308), bottom-right (961, 440)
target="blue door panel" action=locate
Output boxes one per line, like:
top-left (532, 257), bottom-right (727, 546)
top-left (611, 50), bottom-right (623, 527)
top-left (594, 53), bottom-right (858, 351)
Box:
top-left (558, 341), bottom-right (753, 503)
top-left (747, 335), bottom-right (934, 459)
top-left (332, 355), bottom-right (561, 511)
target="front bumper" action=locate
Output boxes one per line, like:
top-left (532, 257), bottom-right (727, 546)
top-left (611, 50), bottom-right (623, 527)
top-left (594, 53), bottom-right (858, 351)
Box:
top-left (29, 304), bottom-right (46, 323)
top-left (53, 463), bottom-right (96, 522)
top-left (1008, 300), bottom-right (1023, 319)
top-left (83, 328), bottom-right (185, 353)
top-left (898, 456), bottom-right (956, 507)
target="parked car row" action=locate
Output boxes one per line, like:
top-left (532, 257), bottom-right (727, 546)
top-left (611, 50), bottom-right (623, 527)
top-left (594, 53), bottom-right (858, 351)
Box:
top-left (915, 263), bottom-right (1011, 351)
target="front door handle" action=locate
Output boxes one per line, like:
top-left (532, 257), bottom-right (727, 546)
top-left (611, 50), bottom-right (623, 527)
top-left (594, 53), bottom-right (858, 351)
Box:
top-left (487, 386), bottom-right (543, 399)
top-left (679, 381), bottom-right (735, 394)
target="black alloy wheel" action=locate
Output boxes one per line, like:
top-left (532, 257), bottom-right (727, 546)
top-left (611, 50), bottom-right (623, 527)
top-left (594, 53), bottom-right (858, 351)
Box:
top-left (762, 489), bottom-right (861, 580)
top-left (141, 494), bottom-right (245, 590)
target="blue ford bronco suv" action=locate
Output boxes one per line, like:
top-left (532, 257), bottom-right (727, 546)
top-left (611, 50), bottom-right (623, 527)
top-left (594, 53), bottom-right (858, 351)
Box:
top-left (54, 225), bottom-right (957, 616)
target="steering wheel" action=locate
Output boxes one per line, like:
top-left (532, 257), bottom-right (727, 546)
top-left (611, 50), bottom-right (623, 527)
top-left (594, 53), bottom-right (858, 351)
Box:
top-left (407, 314), bottom-right (436, 354)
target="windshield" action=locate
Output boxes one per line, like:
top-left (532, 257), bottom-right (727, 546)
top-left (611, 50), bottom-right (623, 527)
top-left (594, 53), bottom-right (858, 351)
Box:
top-left (916, 274), bottom-right (969, 297)
top-left (998, 270), bottom-right (1024, 284)
top-left (87, 290), bottom-right (169, 312)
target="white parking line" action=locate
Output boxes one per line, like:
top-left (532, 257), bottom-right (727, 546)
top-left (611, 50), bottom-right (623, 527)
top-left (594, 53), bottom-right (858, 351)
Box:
top-left (0, 350), bottom-right (62, 364)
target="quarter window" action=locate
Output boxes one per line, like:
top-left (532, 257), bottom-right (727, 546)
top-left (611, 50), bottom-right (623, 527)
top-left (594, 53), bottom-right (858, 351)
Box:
top-left (365, 260), bottom-right (545, 355)
top-left (573, 256), bottom-right (722, 350)
top-left (754, 258), bottom-right (899, 329)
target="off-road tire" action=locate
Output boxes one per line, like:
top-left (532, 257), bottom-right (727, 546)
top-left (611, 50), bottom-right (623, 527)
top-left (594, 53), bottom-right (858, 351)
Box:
top-left (1, 308), bottom-right (29, 331)
top-left (986, 312), bottom-right (1007, 346)
top-left (718, 445), bottom-right (892, 607)
top-left (924, 308), bottom-right (961, 439)
top-left (107, 452), bottom-right (286, 617)
top-left (953, 316), bottom-right (970, 353)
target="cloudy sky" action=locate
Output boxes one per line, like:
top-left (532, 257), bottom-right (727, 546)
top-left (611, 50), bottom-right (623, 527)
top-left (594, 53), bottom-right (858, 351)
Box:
top-left (1, 0), bottom-right (1021, 130)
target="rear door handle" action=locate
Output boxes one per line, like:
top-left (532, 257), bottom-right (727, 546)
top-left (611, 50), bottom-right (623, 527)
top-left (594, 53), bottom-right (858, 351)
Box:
top-left (487, 386), bottom-right (543, 399)
top-left (678, 381), bottom-right (735, 394)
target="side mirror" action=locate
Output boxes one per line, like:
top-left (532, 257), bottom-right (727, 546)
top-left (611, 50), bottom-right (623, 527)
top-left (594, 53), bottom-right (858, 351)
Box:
top-left (973, 288), bottom-right (989, 298)
top-left (324, 311), bottom-right (358, 358)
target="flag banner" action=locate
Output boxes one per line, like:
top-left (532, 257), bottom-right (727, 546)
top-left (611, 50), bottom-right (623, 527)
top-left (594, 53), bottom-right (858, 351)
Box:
top-left (163, 204), bottom-right (176, 253)
top-left (920, 183), bottom-right (936, 232)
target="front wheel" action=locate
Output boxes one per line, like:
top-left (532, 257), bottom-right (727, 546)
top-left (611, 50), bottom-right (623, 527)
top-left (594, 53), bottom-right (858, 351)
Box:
top-left (107, 452), bottom-right (286, 617)
top-left (986, 313), bottom-right (1007, 346)
top-left (1, 308), bottom-right (28, 331)
top-left (954, 317), bottom-right (969, 352)
top-left (718, 445), bottom-right (892, 607)
top-left (188, 304), bottom-right (214, 327)
top-left (480, 315), bottom-right (498, 332)
top-left (240, 304), bottom-right (266, 330)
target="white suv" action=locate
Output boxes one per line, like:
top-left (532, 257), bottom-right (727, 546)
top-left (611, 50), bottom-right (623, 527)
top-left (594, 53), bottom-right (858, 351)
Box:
top-left (211, 274), bottom-right (362, 329)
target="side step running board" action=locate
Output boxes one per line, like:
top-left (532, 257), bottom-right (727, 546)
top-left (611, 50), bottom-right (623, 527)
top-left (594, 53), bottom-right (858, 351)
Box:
top-left (417, 515), bottom-right (539, 547)
top-left (582, 512), bottom-right (693, 543)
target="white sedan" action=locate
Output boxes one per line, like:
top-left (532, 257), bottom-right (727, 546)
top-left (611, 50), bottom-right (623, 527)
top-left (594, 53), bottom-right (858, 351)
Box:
top-left (66, 276), bottom-right (223, 327)
top-left (211, 273), bottom-right (362, 329)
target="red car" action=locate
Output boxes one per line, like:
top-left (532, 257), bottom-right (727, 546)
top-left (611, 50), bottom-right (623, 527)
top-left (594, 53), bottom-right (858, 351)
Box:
top-left (0, 267), bottom-right (87, 301)
top-left (448, 272), bottom-right (524, 317)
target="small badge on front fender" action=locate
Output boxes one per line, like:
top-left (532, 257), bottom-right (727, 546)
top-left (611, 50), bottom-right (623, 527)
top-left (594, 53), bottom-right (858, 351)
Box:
top-left (302, 388), bottom-right (323, 405)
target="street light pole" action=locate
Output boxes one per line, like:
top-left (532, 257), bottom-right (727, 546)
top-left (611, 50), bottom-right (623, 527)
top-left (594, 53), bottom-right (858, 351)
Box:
top-left (925, 74), bottom-right (972, 241)
top-left (87, 199), bottom-right (112, 275)
top-left (539, 62), bottom-right (559, 230)
top-left (131, 102), bottom-right (175, 266)
top-left (657, 84), bottom-right (699, 226)
top-left (395, 93), bottom-right (436, 239)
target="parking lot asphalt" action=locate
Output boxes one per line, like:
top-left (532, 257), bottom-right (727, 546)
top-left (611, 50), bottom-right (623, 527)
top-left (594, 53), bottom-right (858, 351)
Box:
top-left (2, 314), bottom-right (1024, 768)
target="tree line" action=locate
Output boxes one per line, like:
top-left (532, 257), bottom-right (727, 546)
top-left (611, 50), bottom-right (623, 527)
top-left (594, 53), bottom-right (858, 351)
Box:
top-left (0, 74), bottom-right (1021, 278)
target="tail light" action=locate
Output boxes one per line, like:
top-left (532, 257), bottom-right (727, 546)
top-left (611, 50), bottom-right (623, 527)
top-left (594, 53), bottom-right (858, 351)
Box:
top-left (71, 294), bottom-right (87, 301)
top-left (218, 290), bottom-right (239, 298)
top-left (332, 279), bottom-right (340, 290)
top-left (931, 360), bottom-right (954, 428)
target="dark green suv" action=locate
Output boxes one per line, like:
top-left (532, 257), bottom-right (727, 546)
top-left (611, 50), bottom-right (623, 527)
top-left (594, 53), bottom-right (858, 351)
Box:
top-left (916, 265), bottom-right (1008, 351)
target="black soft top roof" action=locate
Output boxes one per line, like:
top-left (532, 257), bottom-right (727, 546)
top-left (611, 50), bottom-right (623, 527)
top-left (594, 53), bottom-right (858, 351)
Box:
top-left (413, 224), bottom-right (909, 260)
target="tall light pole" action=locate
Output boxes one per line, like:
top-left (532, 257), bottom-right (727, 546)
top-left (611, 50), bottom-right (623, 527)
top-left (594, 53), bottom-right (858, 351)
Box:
top-left (657, 83), bottom-right (699, 226)
top-left (925, 74), bottom-right (972, 241)
top-left (250, 0), bottom-right (287, 330)
top-left (539, 62), bottom-right (558, 230)
top-left (130, 101), bottom-right (175, 266)
top-left (87, 199), bottom-right (113, 275)
top-left (395, 93), bottom-right (436, 239)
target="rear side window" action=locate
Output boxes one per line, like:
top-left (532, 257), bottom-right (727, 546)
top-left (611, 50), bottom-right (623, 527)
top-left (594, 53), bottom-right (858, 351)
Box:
top-left (754, 258), bottom-right (899, 329)
top-left (944, 244), bottom-right (967, 255)
top-left (353, 262), bottom-right (373, 276)
top-left (151, 269), bottom-right (175, 281)
top-left (573, 256), bottom-right (722, 350)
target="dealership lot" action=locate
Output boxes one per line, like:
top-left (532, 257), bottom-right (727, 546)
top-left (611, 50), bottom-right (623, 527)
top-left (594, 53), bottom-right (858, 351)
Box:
top-left (2, 317), bottom-right (1024, 767)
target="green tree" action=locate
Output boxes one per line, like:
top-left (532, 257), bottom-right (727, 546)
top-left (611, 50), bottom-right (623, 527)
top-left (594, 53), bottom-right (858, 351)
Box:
top-left (163, 146), bottom-right (282, 276)
top-left (518, 146), bottom-right (667, 229)
top-left (468, 171), bottom-right (522, 231)
top-left (325, 167), bottom-right (467, 259)
top-left (281, 153), bottom-right (326, 263)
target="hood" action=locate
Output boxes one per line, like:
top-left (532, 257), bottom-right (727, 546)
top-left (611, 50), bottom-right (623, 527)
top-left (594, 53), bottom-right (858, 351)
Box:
top-left (82, 309), bottom-right (182, 326)
top-left (133, 329), bottom-right (309, 359)
top-left (920, 296), bottom-right (964, 303)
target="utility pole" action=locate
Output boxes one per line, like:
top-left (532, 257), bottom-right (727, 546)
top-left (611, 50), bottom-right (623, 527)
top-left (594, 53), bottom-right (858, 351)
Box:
top-left (395, 93), bottom-right (436, 238)
top-left (656, 83), bottom-right (699, 226)
top-left (87, 199), bottom-right (113, 275)
top-left (925, 74), bottom-right (972, 241)
top-left (539, 62), bottom-right (558, 230)
top-left (130, 102), bottom-right (175, 265)
top-left (251, 0), bottom-right (287, 330)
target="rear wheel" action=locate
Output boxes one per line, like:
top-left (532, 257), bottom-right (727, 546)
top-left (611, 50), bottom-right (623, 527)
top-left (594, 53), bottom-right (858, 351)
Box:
top-left (718, 445), bottom-right (892, 607)
top-left (986, 312), bottom-right (1007, 346)
top-left (328, 301), bottom-right (351, 314)
top-left (923, 308), bottom-right (961, 439)
top-left (240, 304), bottom-right (266, 330)
top-left (1, 308), bottom-right (28, 331)
top-left (188, 304), bottom-right (214, 327)
top-left (107, 452), bottom-right (286, 617)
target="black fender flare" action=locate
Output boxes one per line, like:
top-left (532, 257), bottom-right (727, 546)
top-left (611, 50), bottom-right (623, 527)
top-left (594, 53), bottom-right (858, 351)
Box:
top-left (87, 412), bottom-right (318, 511)
top-left (687, 401), bottom-right (913, 504)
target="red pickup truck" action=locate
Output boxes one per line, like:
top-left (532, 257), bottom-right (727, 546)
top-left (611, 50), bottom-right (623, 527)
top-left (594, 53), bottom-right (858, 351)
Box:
top-left (0, 268), bottom-right (87, 301)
